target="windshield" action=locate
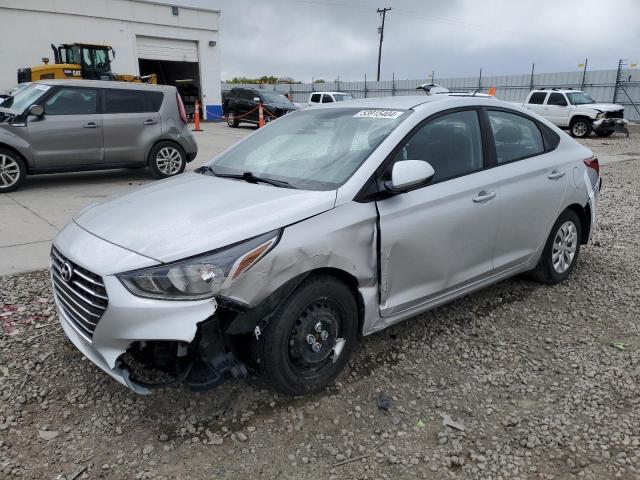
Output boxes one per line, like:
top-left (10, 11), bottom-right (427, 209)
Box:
top-left (0, 83), bottom-right (50, 113)
top-left (261, 92), bottom-right (291, 104)
top-left (566, 92), bottom-right (595, 105)
top-left (208, 107), bottom-right (409, 190)
top-left (334, 94), bottom-right (354, 102)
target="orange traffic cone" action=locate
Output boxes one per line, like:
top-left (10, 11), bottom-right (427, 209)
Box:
top-left (193, 100), bottom-right (203, 132)
top-left (258, 102), bottom-right (265, 128)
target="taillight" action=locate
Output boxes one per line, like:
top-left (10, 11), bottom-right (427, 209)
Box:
top-left (583, 157), bottom-right (599, 176)
top-left (176, 92), bottom-right (187, 123)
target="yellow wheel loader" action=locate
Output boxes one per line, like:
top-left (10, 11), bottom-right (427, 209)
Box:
top-left (17, 43), bottom-right (157, 84)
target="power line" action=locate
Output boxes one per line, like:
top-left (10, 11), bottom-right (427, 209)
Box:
top-left (376, 7), bottom-right (391, 81)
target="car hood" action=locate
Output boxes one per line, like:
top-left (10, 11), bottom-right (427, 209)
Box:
top-left (265, 101), bottom-right (299, 110)
top-left (74, 172), bottom-right (337, 263)
top-left (578, 103), bottom-right (623, 112)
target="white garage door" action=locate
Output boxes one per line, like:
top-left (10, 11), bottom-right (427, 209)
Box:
top-left (136, 36), bottom-right (198, 62)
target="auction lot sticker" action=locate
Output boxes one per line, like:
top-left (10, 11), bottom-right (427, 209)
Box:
top-left (354, 110), bottom-right (403, 119)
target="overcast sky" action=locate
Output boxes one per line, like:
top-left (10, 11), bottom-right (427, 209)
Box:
top-left (164, 0), bottom-right (640, 82)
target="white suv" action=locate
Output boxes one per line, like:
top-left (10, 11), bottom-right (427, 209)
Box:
top-left (522, 89), bottom-right (627, 138)
top-left (307, 91), bottom-right (353, 107)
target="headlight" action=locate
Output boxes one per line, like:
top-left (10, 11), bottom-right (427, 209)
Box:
top-left (118, 230), bottom-right (280, 300)
top-left (596, 112), bottom-right (605, 120)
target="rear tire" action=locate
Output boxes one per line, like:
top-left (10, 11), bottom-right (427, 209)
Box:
top-left (0, 148), bottom-right (26, 193)
top-left (226, 110), bottom-right (239, 128)
top-left (254, 275), bottom-right (358, 395)
top-left (530, 209), bottom-right (582, 284)
top-left (148, 142), bottom-right (186, 179)
top-left (570, 118), bottom-right (592, 138)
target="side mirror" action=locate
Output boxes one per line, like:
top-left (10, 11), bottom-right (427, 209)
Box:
top-left (386, 160), bottom-right (435, 192)
top-left (28, 105), bottom-right (44, 117)
top-left (253, 96), bottom-right (261, 102)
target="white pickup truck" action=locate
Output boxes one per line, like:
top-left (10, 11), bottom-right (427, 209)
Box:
top-left (307, 91), bottom-right (353, 107)
top-left (521, 89), bottom-right (627, 138)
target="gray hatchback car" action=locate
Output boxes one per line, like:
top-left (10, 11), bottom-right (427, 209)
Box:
top-left (0, 80), bottom-right (197, 192)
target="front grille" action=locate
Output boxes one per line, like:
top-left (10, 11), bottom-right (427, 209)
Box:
top-left (606, 109), bottom-right (624, 119)
top-left (50, 247), bottom-right (108, 342)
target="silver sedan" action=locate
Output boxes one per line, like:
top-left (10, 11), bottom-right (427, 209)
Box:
top-left (51, 94), bottom-right (600, 395)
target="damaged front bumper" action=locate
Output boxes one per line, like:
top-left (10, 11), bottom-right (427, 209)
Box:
top-left (54, 275), bottom-right (231, 394)
top-left (57, 304), bottom-right (152, 394)
top-left (51, 223), bottom-right (246, 395)
top-left (593, 117), bottom-right (629, 135)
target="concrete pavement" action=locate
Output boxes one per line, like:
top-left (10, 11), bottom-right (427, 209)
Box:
top-left (0, 122), bottom-right (252, 275)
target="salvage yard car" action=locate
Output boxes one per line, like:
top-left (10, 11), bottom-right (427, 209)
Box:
top-left (307, 91), bottom-right (354, 107)
top-left (521, 88), bottom-right (628, 138)
top-left (51, 94), bottom-right (600, 396)
top-left (0, 80), bottom-right (197, 192)
top-left (223, 87), bottom-right (299, 128)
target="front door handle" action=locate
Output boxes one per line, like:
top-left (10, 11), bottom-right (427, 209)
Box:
top-left (83, 122), bottom-right (98, 129)
top-left (472, 190), bottom-right (496, 203)
top-left (143, 119), bottom-right (158, 125)
top-left (547, 170), bottom-right (566, 180)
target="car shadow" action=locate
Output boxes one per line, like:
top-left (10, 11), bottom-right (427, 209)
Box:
top-left (17, 168), bottom-right (156, 192)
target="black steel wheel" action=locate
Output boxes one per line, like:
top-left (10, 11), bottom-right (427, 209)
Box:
top-left (254, 275), bottom-right (358, 395)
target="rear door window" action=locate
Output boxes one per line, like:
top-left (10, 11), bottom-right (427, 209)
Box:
top-left (103, 89), bottom-right (161, 113)
top-left (44, 87), bottom-right (97, 115)
top-left (487, 110), bottom-right (545, 164)
top-left (527, 92), bottom-right (547, 105)
top-left (310, 93), bottom-right (321, 103)
top-left (547, 93), bottom-right (568, 106)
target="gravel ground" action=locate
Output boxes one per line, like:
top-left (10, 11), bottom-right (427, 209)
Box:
top-left (1, 139), bottom-right (639, 480)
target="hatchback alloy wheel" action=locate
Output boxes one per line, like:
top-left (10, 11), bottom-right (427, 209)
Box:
top-left (0, 154), bottom-right (21, 188)
top-left (551, 220), bottom-right (578, 274)
top-left (155, 147), bottom-right (183, 176)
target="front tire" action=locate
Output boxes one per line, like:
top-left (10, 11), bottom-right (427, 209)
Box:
top-left (570, 118), bottom-right (592, 138)
top-left (148, 142), bottom-right (186, 179)
top-left (254, 275), bottom-right (358, 395)
top-left (0, 148), bottom-right (27, 193)
top-left (530, 209), bottom-right (582, 284)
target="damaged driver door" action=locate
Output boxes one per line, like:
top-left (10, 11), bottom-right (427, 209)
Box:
top-left (376, 109), bottom-right (498, 317)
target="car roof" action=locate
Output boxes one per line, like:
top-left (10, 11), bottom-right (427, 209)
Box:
top-left (532, 89), bottom-right (579, 94)
top-left (317, 94), bottom-right (512, 111)
top-left (34, 79), bottom-right (175, 92)
top-left (311, 92), bottom-right (350, 95)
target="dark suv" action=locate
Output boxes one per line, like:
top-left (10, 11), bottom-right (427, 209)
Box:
top-left (222, 88), bottom-right (299, 128)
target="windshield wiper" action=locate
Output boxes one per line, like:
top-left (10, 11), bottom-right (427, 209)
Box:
top-left (197, 166), bottom-right (296, 189)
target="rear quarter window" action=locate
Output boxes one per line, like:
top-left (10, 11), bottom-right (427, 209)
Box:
top-left (527, 92), bottom-right (547, 104)
top-left (487, 110), bottom-right (545, 164)
top-left (103, 89), bottom-right (161, 114)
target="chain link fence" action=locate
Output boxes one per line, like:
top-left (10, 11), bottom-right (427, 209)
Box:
top-left (222, 68), bottom-right (640, 122)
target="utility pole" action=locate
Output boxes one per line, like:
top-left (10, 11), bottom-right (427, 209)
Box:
top-left (580, 58), bottom-right (588, 90)
top-left (529, 62), bottom-right (535, 91)
top-left (376, 7), bottom-right (391, 81)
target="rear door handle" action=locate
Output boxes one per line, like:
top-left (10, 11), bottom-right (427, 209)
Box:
top-left (472, 190), bottom-right (496, 203)
top-left (83, 122), bottom-right (98, 129)
top-left (547, 170), bottom-right (566, 180)
top-left (143, 119), bottom-right (158, 125)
